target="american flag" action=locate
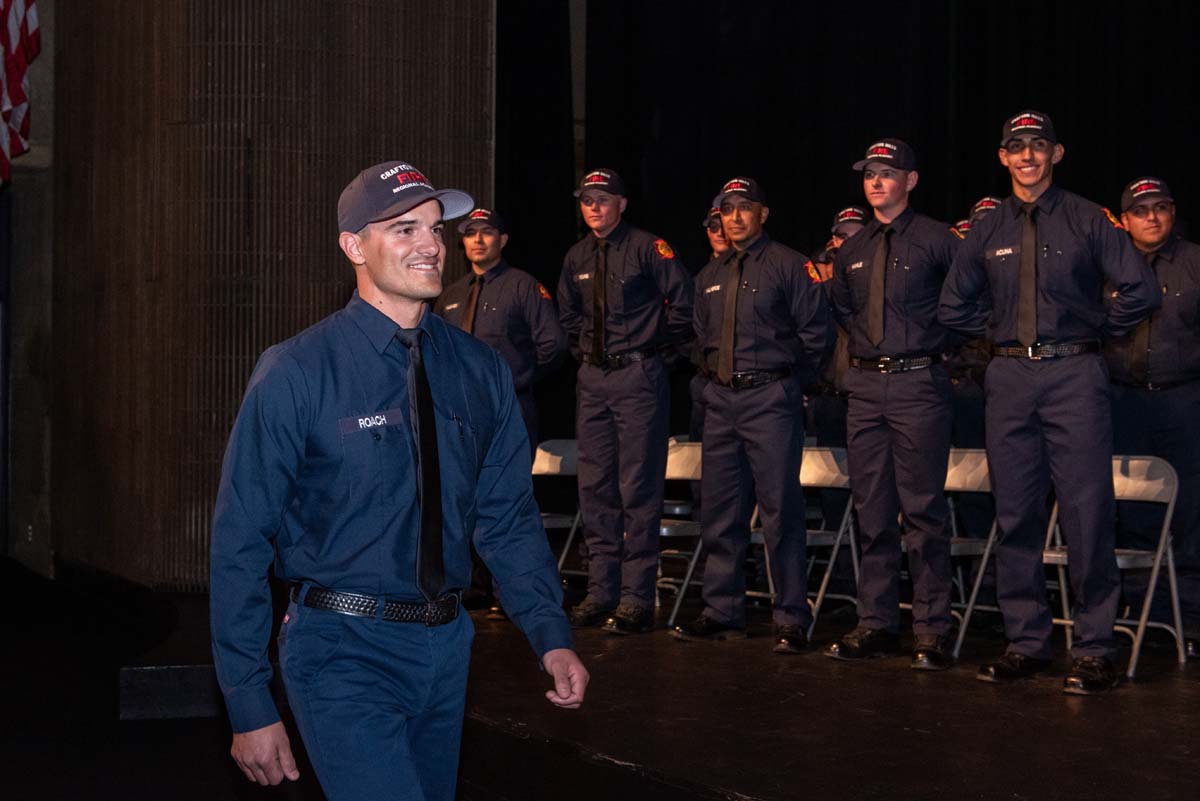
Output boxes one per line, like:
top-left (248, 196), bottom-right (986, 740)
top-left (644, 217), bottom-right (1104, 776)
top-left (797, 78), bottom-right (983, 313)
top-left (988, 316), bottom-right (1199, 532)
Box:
top-left (1, 0), bottom-right (41, 184)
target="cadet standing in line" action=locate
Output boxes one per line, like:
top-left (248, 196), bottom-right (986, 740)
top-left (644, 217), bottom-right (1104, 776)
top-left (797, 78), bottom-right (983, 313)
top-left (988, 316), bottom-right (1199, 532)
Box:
top-left (826, 140), bottom-right (960, 670)
top-left (673, 177), bottom-right (833, 652)
top-left (1105, 177), bottom-right (1200, 659)
top-left (557, 168), bottom-right (694, 634)
top-left (939, 111), bottom-right (1159, 694)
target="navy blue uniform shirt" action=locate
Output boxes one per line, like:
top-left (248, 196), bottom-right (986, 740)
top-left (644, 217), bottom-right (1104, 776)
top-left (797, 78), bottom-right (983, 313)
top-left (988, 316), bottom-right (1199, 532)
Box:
top-left (693, 233), bottom-right (834, 385)
top-left (210, 293), bottom-right (572, 733)
top-left (558, 220), bottom-right (694, 359)
top-left (830, 207), bottom-right (959, 358)
top-left (1105, 236), bottom-right (1200, 385)
top-left (939, 185), bottom-right (1160, 343)
top-left (433, 260), bottom-right (567, 392)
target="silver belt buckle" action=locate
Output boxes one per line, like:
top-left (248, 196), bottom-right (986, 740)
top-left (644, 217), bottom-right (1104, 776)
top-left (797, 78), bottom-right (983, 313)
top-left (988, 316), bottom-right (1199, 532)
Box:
top-left (877, 356), bottom-right (892, 373)
top-left (1027, 343), bottom-right (1043, 361)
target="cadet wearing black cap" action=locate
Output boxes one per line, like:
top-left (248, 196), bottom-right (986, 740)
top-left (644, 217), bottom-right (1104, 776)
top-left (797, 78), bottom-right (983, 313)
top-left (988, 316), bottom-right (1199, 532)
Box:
top-left (826, 139), bottom-right (960, 669)
top-left (557, 168), bottom-right (694, 634)
top-left (940, 110), bottom-right (1160, 693)
top-left (1106, 177), bottom-right (1200, 659)
top-left (673, 177), bottom-right (833, 652)
top-left (435, 208), bottom-right (566, 450)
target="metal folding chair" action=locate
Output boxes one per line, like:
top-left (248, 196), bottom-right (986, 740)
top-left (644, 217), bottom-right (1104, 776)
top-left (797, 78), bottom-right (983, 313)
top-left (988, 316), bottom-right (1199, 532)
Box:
top-left (1042, 455), bottom-right (1186, 679)
top-left (531, 440), bottom-right (583, 573)
top-left (657, 439), bottom-right (704, 627)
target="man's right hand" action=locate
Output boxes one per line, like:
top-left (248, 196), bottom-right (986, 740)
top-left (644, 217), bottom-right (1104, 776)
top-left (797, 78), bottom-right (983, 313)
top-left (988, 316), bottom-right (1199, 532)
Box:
top-left (231, 721), bottom-right (300, 785)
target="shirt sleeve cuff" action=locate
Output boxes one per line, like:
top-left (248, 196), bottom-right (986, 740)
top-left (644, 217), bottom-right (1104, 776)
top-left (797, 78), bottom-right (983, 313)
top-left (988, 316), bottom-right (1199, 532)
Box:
top-left (524, 618), bottom-right (575, 662)
top-left (224, 685), bottom-right (282, 734)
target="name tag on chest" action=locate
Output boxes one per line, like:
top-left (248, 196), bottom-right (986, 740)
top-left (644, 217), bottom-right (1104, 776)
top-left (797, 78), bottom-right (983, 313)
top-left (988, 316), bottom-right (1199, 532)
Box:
top-left (338, 407), bottom-right (407, 435)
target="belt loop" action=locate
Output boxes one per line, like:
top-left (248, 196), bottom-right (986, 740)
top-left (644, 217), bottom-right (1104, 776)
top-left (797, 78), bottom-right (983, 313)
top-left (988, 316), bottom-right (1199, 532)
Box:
top-left (375, 591), bottom-right (388, 622)
top-left (296, 581), bottom-right (313, 605)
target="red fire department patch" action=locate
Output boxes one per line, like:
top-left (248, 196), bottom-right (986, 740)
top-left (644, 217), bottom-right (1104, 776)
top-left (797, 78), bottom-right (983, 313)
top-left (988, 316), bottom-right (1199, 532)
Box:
top-left (537, 283), bottom-right (552, 300)
top-left (655, 239), bottom-right (676, 259)
top-left (805, 261), bottom-right (823, 283)
top-left (1102, 207), bottom-right (1125, 230)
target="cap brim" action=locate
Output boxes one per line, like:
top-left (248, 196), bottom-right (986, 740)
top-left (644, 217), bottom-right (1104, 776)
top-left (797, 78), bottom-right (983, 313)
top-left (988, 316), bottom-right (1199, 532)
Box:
top-left (853, 158), bottom-right (912, 171)
top-left (573, 186), bottom-right (624, 198)
top-left (365, 189), bottom-right (476, 228)
top-left (1122, 192), bottom-right (1171, 212)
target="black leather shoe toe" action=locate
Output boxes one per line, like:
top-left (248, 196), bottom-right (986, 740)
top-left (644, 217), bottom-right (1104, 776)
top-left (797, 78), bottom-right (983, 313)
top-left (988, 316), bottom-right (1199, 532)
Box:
top-left (772, 624), bottom-right (809, 654)
top-left (825, 626), bottom-right (901, 660)
top-left (1063, 656), bottom-right (1120, 695)
top-left (603, 603), bottom-right (655, 635)
top-left (568, 598), bottom-right (615, 628)
top-left (976, 652), bottom-right (1052, 683)
top-left (672, 615), bottom-right (747, 641)
top-left (911, 634), bottom-right (953, 671)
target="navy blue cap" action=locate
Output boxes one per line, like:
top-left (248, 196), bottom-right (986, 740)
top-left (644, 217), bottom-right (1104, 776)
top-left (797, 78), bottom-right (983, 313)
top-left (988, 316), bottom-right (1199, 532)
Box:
top-left (831, 205), bottom-right (869, 233)
top-left (338, 161), bottom-right (473, 233)
top-left (574, 168), bottom-right (626, 197)
top-left (1000, 110), bottom-right (1057, 145)
top-left (969, 196), bottom-right (1003, 223)
top-left (1121, 177), bottom-right (1173, 212)
top-left (456, 207), bottom-right (508, 234)
top-left (853, 139), bottom-right (917, 171)
top-left (712, 177), bottom-right (767, 208)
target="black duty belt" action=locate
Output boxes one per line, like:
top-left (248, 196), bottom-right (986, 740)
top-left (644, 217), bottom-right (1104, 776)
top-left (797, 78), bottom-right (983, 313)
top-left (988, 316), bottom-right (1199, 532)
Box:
top-left (582, 348), bottom-right (658, 369)
top-left (292, 585), bottom-right (460, 626)
top-left (1115, 378), bottom-right (1195, 392)
top-left (850, 355), bottom-right (942, 373)
top-left (992, 342), bottom-right (1100, 360)
top-left (712, 367), bottom-right (791, 390)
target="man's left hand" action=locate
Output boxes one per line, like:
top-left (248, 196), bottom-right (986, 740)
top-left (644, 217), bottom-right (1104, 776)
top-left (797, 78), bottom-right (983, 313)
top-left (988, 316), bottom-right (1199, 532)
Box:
top-left (542, 648), bottom-right (589, 709)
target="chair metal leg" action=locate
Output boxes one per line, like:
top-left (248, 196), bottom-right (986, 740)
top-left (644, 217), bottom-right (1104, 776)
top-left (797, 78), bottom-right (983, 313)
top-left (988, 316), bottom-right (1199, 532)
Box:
top-left (1167, 547), bottom-right (1186, 665)
top-left (668, 538), bottom-right (704, 628)
top-left (556, 511), bottom-right (582, 572)
top-left (1057, 562), bottom-right (1073, 652)
top-left (953, 522), bottom-right (997, 660)
top-left (807, 513), bottom-right (849, 640)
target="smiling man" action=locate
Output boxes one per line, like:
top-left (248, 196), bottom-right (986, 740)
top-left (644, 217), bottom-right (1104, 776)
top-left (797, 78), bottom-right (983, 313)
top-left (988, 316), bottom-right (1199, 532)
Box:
top-left (557, 168), bottom-right (694, 635)
top-left (826, 140), bottom-right (960, 670)
top-left (940, 111), bottom-right (1159, 694)
top-left (210, 161), bottom-right (588, 801)
top-left (1104, 177), bottom-right (1200, 660)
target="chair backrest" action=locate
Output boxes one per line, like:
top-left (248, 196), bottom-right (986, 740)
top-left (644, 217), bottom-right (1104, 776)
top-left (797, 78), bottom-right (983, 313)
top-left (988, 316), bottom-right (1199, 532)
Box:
top-left (799, 446), bottom-right (851, 490)
top-left (943, 448), bottom-right (991, 493)
top-left (532, 439), bottom-right (578, 476)
top-left (664, 440), bottom-right (703, 481)
top-left (1112, 455), bottom-right (1177, 504)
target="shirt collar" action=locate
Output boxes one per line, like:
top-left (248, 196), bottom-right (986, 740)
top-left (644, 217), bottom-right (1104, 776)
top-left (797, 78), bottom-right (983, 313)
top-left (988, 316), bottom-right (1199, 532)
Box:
top-left (479, 259), bottom-right (509, 284)
top-left (594, 220), bottom-right (630, 249)
top-left (345, 291), bottom-right (442, 356)
top-left (1149, 235), bottom-right (1179, 263)
top-left (1006, 183), bottom-right (1062, 219)
top-left (865, 206), bottom-right (914, 238)
top-left (724, 231), bottom-right (771, 264)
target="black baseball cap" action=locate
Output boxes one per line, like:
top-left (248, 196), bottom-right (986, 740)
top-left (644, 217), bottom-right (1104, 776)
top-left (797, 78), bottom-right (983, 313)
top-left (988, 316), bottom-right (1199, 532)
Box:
top-left (831, 206), bottom-right (869, 234)
top-left (1000, 110), bottom-right (1057, 145)
top-left (954, 219), bottom-right (972, 236)
top-left (456, 207), bottom-right (508, 234)
top-left (574, 168), bottom-right (626, 197)
top-left (702, 207), bottom-right (721, 228)
top-left (969, 196), bottom-right (1003, 223)
top-left (853, 139), bottom-right (917, 171)
top-left (1121, 177), bottom-right (1173, 211)
top-left (712, 177), bottom-right (767, 208)
top-left (338, 161), bottom-right (473, 234)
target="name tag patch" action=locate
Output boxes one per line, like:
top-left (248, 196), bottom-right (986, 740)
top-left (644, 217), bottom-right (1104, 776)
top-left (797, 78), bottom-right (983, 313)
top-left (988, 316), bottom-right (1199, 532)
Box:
top-left (339, 407), bottom-right (406, 435)
top-left (578, 272), bottom-right (591, 281)
top-left (849, 261), bottom-right (864, 271)
top-left (993, 247), bottom-right (1014, 257)
top-left (444, 302), bottom-right (460, 311)
top-left (704, 284), bottom-right (722, 294)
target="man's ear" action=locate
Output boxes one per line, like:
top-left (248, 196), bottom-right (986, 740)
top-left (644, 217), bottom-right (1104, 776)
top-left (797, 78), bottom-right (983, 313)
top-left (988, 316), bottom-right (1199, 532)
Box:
top-left (339, 231), bottom-right (366, 265)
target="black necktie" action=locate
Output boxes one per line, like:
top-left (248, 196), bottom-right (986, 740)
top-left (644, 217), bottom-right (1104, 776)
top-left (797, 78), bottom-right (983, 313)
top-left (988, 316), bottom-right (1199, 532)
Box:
top-left (1129, 252), bottom-right (1158, 382)
top-left (591, 240), bottom-right (608, 363)
top-left (717, 251), bottom-right (747, 384)
top-left (460, 275), bottom-right (482, 334)
top-left (1017, 203), bottom-right (1039, 346)
top-left (867, 225), bottom-right (893, 346)
top-left (396, 329), bottom-right (444, 600)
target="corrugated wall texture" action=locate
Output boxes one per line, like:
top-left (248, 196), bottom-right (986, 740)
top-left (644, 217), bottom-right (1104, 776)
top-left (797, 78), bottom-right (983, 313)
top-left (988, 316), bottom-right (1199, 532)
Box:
top-left (53, 0), bottom-right (494, 591)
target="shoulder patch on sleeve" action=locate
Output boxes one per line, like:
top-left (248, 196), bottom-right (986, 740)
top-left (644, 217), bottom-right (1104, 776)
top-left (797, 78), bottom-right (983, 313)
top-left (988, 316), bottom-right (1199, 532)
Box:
top-left (951, 226), bottom-right (966, 240)
top-left (805, 260), bottom-right (823, 284)
top-left (537, 283), bottom-right (552, 300)
top-left (1102, 207), bottom-right (1125, 230)
top-left (654, 239), bottom-right (676, 259)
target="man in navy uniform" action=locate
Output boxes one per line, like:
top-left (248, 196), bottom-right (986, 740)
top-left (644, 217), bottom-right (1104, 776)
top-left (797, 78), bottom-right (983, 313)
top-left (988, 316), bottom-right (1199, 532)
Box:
top-left (434, 207), bottom-right (566, 451)
top-left (1105, 176), bottom-right (1200, 660)
top-left (826, 140), bottom-right (960, 670)
top-left (211, 161), bottom-right (588, 800)
top-left (557, 168), bottom-right (694, 634)
top-left (940, 110), bottom-right (1159, 694)
top-left (673, 177), bottom-right (833, 652)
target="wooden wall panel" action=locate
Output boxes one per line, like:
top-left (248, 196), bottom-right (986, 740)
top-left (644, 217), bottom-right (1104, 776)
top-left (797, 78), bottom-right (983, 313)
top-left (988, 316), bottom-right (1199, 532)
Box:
top-left (53, 0), bottom-right (494, 590)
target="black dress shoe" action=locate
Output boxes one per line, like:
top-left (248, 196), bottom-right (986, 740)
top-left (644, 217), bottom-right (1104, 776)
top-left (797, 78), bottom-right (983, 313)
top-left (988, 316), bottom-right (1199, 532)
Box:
top-left (772, 624), bottom-right (809, 654)
top-left (486, 604), bottom-right (508, 621)
top-left (568, 598), bottom-right (615, 628)
top-left (825, 626), bottom-right (901, 660)
top-left (672, 615), bottom-right (747, 641)
top-left (603, 603), bottom-right (655, 635)
top-left (1063, 656), bottom-right (1120, 695)
top-left (1185, 637), bottom-right (1199, 660)
top-left (911, 634), bottom-right (953, 671)
top-left (976, 652), bottom-right (1052, 683)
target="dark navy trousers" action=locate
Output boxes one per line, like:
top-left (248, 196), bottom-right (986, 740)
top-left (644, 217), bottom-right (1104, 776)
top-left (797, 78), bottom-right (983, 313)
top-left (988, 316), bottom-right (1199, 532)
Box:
top-left (845, 364), bottom-right (954, 635)
top-left (576, 358), bottom-right (669, 606)
top-left (279, 595), bottom-right (474, 801)
top-left (699, 375), bottom-right (811, 628)
top-left (1112, 381), bottom-right (1200, 637)
top-left (985, 354), bottom-right (1119, 659)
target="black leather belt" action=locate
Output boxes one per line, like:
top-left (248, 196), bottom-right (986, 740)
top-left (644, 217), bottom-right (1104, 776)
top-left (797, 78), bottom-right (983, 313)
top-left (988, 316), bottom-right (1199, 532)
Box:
top-left (582, 348), bottom-right (658, 369)
top-left (292, 585), bottom-right (460, 626)
top-left (850, 355), bottom-right (941, 373)
top-left (993, 342), bottom-right (1100, 360)
top-left (1115, 379), bottom-right (1194, 392)
top-left (712, 367), bottom-right (791, 390)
